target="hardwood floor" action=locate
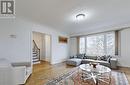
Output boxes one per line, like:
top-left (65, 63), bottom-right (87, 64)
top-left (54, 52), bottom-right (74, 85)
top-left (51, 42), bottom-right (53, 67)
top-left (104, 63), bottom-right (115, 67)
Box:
top-left (25, 61), bottom-right (130, 85)
top-left (25, 61), bottom-right (74, 85)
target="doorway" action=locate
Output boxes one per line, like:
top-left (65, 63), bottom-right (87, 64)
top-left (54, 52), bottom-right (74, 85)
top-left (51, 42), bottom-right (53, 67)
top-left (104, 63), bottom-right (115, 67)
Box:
top-left (32, 31), bottom-right (51, 64)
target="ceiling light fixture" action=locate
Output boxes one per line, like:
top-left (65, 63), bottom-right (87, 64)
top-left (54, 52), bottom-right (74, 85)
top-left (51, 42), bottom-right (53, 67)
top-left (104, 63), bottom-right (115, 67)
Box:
top-left (76, 13), bottom-right (85, 21)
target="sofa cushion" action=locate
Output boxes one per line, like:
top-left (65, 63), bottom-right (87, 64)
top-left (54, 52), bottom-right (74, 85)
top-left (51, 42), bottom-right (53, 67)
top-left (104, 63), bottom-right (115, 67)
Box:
top-left (66, 58), bottom-right (82, 66)
top-left (95, 60), bottom-right (110, 67)
top-left (70, 55), bottom-right (78, 59)
top-left (100, 55), bottom-right (111, 61)
top-left (81, 59), bottom-right (95, 64)
top-left (83, 55), bottom-right (87, 59)
top-left (81, 59), bottom-right (110, 67)
top-left (70, 56), bottom-right (74, 59)
top-left (76, 54), bottom-right (85, 59)
top-left (11, 62), bottom-right (31, 67)
top-left (94, 60), bottom-right (109, 63)
top-left (87, 56), bottom-right (97, 60)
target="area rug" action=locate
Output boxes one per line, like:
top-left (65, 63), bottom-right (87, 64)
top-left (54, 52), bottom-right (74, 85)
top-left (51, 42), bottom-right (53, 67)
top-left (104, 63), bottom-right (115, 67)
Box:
top-left (44, 68), bottom-right (129, 85)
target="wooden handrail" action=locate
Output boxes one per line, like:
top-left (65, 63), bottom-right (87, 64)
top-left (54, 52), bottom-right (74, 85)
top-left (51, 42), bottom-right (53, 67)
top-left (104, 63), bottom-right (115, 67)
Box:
top-left (33, 40), bottom-right (40, 50)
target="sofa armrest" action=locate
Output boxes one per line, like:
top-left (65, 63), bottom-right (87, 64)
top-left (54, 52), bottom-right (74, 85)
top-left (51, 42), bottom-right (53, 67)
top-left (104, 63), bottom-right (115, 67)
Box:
top-left (110, 58), bottom-right (118, 69)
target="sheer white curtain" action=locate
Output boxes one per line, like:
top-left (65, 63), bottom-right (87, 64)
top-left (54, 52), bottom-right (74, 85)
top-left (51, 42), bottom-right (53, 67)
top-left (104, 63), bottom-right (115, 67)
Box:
top-left (79, 32), bottom-right (115, 56)
top-left (86, 34), bottom-right (105, 56)
top-left (79, 37), bottom-right (86, 54)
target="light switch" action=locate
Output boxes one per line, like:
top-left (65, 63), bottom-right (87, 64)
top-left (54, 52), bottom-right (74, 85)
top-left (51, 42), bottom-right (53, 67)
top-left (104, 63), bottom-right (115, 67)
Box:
top-left (9, 34), bottom-right (16, 38)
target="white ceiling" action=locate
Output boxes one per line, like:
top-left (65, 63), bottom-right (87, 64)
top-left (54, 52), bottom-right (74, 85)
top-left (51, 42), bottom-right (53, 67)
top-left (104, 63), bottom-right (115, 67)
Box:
top-left (16, 0), bottom-right (130, 35)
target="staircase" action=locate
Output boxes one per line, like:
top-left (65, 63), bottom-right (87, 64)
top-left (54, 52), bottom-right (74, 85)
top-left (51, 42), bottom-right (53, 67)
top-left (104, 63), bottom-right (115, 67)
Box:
top-left (33, 40), bottom-right (40, 64)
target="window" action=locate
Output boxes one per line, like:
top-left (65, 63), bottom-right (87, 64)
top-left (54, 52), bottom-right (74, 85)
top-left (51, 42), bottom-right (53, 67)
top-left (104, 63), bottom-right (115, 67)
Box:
top-left (86, 34), bottom-right (105, 56)
top-left (106, 33), bottom-right (115, 55)
top-left (79, 37), bottom-right (85, 54)
top-left (79, 32), bottom-right (115, 56)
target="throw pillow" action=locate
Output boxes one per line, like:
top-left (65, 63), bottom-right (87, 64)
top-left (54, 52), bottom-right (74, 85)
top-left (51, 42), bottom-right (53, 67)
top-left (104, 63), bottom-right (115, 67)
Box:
top-left (107, 55), bottom-right (112, 63)
top-left (98, 55), bottom-right (112, 61)
top-left (77, 54), bottom-right (85, 59)
top-left (97, 56), bottom-right (101, 60)
top-left (70, 56), bottom-right (74, 59)
top-left (83, 55), bottom-right (88, 59)
top-left (100, 55), bottom-right (105, 61)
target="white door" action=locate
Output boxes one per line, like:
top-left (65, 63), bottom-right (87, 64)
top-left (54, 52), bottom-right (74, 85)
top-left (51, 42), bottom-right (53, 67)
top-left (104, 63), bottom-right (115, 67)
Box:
top-left (45, 35), bottom-right (51, 62)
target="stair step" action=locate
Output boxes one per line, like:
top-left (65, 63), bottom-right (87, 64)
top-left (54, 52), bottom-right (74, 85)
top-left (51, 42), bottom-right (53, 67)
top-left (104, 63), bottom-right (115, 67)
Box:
top-left (33, 52), bottom-right (37, 54)
top-left (33, 57), bottom-right (38, 59)
top-left (33, 61), bottom-right (40, 64)
top-left (33, 54), bottom-right (37, 57)
top-left (33, 59), bottom-right (39, 62)
top-left (33, 56), bottom-right (38, 58)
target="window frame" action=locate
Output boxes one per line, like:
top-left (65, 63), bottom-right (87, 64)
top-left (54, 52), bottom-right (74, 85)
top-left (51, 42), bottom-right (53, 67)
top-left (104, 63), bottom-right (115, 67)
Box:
top-left (79, 31), bottom-right (115, 56)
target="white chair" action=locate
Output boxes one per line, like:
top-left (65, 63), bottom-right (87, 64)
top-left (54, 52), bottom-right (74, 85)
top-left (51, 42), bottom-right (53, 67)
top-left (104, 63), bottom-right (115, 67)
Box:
top-left (0, 58), bottom-right (16, 85)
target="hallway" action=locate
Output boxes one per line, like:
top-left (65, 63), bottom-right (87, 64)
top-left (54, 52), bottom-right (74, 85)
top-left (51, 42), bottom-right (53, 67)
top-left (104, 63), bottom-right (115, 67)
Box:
top-left (33, 32), bottom-right (51, 64)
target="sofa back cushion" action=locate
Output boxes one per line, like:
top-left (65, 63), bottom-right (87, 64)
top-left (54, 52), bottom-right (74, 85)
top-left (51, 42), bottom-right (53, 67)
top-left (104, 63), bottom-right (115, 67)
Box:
top-left (76, 54), bottom-right (85, 59)
top-left (100, 55), bottom-right (112, 61)
top-left (87, 56), bottom-right (97, 60)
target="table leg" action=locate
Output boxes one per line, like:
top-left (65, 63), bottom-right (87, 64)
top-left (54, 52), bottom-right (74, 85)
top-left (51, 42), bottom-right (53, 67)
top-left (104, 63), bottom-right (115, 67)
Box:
top-left (96, 79), bottom-right (98, 85)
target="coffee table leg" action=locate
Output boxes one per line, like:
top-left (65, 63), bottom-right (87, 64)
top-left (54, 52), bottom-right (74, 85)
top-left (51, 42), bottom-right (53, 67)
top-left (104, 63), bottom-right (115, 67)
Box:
top-left (96, 78), bottom-right (98, 85)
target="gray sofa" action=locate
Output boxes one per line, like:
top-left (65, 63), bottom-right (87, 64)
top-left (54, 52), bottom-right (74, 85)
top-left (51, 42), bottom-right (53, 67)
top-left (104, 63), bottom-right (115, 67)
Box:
top-left (66, 54), bottom-right (117, 69)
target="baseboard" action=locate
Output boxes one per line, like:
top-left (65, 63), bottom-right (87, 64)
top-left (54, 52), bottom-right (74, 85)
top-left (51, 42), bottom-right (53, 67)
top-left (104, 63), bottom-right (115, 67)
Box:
top-left (118, 66), bottom-right (130, 69)
top-left (51, 60), bottom-right (66, 65)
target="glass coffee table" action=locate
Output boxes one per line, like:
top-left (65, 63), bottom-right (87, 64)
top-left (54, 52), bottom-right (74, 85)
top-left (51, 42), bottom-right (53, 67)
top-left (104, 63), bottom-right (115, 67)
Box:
top-left (79, 64), bottom-right (111, 85)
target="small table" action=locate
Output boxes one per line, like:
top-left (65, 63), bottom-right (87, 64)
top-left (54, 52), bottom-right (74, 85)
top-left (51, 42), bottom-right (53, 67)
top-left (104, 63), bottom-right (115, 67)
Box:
top-left (79, 64), bottom-right (111, 85)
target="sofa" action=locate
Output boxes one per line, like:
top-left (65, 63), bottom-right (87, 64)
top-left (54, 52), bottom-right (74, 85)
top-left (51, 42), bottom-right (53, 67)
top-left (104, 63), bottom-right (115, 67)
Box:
top-left (66, 54), bottom-right (118, 69)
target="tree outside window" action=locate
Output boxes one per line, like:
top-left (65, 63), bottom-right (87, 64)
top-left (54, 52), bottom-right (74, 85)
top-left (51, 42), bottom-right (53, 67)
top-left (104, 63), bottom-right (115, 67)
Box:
top-left (79, 32), bottom-right (115, 56)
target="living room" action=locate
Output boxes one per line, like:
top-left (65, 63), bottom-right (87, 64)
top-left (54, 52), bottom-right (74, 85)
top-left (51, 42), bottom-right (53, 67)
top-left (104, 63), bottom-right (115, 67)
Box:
top-left (0, 0), bottom-right (130, 85)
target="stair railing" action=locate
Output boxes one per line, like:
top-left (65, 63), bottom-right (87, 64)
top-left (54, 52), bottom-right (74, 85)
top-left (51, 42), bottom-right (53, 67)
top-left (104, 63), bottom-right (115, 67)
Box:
top-left (33, 40), bottom-right (40, 61)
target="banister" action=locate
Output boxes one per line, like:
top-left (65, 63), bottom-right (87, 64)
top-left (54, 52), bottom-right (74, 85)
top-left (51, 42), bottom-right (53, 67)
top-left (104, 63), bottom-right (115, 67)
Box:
top-left (33, 40), bottom-right (40, 61)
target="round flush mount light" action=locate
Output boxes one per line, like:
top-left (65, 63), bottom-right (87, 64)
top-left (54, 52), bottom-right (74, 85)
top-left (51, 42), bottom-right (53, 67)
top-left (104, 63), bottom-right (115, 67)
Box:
top-left (76, 13), bottom-right (85, 21)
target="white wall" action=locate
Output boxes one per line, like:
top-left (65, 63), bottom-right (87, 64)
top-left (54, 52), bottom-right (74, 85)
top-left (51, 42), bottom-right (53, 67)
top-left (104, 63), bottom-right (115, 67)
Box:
top-left (118, 28), bottom-right (130, 67)
top-left (45, 35), bottom-right (51, 62)
top-left (0, 18), bottom-right (69, 65)
top-left (32, 25), bottom-right (69, 64)
top-left (0, 18), bottom-right (32, 63)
